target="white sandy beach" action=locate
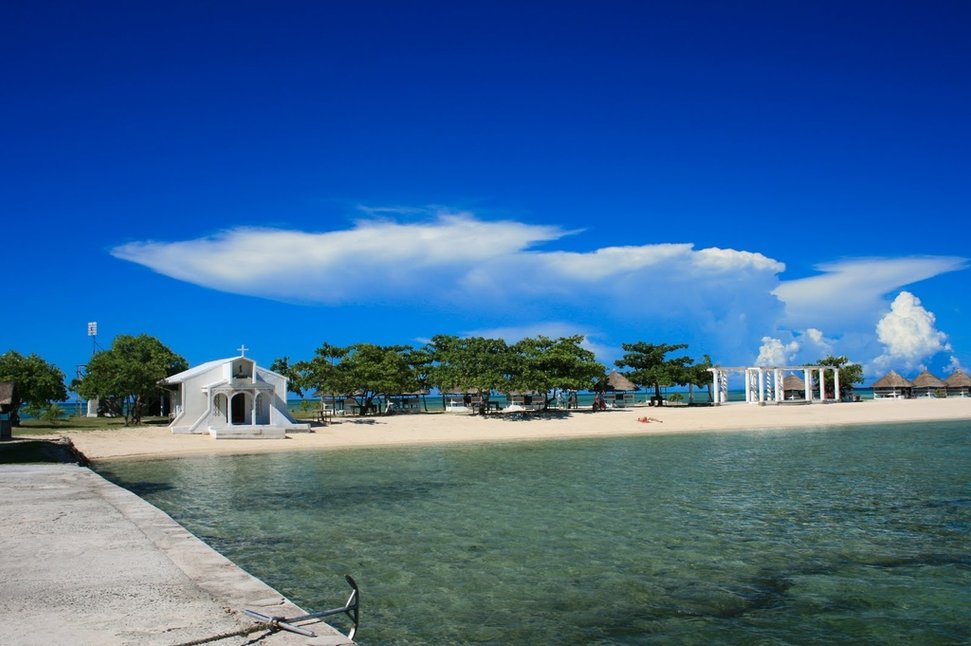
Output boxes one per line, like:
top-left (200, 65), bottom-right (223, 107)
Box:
top-left (54, 398), bottom-right (971, 462)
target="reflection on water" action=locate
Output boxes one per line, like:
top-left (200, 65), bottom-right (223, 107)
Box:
top-left (99, 421), bottom-right (971, 644)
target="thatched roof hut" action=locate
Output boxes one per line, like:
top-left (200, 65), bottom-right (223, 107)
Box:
top-left (911, 370), bottom-right (946, 397)
top-left (944, 369), bottom-right (971, 397)
top-left (782, 374), bottom-right (806, 399)
top-left (871, 370), bottom-right (912, 399)
top-left (598, 371), bottom-right (638, 408)
top-left (604, 370), bottom-right (637, 392)
top-left (0, 382), bottom-right (14, 412)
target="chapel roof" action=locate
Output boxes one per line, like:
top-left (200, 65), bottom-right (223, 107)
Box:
top-left (159, 355), bottom-right (272, 386)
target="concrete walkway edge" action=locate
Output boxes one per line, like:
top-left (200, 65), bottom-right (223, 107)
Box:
top-left (0, 464), bottom-right (353, 646)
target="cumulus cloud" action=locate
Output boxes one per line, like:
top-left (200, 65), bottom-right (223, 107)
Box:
top-left (773, 256), bottom-right (967, 329)
top-left (802, 327), bottom-right (834, 356)
top-left (756, 337), bottom-right (800, 366)
top-left (945, 355), bottom-right (963, 373)
top-left (871, 291), bottom-right (952, 372)
top-left (755, 328), bottom-right (837, 367)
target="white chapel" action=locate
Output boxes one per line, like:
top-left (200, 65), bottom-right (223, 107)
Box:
top-left (159, 347), bottom-right (309, 439)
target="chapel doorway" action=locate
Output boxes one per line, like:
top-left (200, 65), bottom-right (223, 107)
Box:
top-left (231, 393), bottom-right (247, 425)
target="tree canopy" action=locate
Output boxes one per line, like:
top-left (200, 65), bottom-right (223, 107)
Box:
top-left (74, 334), bottom-right (187, 425)
top-left (0, 350), bottom-right (68, 426)
top-left (814, 355), bottom-right (864, 400)
top-left (426, 335), bottom-right (514, 405)
top-left (511, 335), bottom-right (604, 406)
top-left (294, 343), bottom-right (422, 414)
top-left (615, 342), bottom-right (696, 405)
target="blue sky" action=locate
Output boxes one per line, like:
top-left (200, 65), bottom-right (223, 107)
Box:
top-left (3, 1), bottom-right (969, 388)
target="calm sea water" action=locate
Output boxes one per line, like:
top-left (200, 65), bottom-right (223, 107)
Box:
top-left (98, 420), bottom-right (969, 644)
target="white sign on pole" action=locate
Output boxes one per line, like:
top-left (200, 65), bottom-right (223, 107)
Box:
top-left (88, 322), bottom-right (97, 336)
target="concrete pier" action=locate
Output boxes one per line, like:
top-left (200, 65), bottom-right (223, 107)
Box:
top-left (0, 463), bottom-right (353, 646)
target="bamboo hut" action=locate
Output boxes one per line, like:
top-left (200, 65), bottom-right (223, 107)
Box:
top-left (944, 369), bottom-right (971, 397)
top-left (871, 370), bottom-right (912, 399)
top-left (911, 370), bottom-right (946, 398)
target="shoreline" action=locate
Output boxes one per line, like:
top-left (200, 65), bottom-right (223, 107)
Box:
top-left (51, 398), bottom-right (971, 463)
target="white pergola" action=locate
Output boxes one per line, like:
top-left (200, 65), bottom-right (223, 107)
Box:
top-left (707, 365), bottom-right (841, 405)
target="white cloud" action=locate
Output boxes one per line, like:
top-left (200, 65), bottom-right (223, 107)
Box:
top-left (946, 355), bottom-right (963, 373)
top-left (111, 210), bottom-right (967, 367)
top-left (756, 337), bottom-right (800, 366)
top-left (803, 327), bottom-right (833, 356)
top-left (773, 256), bottom-right (967, 329)
top-left (112, 212), bottom-right (786, 324)
top-left (871, 291), bottom-right (952, 372)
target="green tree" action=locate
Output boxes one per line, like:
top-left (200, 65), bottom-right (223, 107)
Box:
top-left (74, 334), bottom-right (187, 425)
top-left (295, 343), bottom-right (350, 410)
top-left (615, 342), bottom-right (691, 405)
top-left (270, 356), bottom-right (304, 397)
top-left (681, 354), bottom-right (714, 404)
top-left (297, 343), bottom-right (419, 415)
top-left (0, 350), bottom-right (68, 426)
top-left (513, 336), bottom-right (604, 408)
top-left (814, 355), bottom-right (864, 400)
top-left (340, 343), bottom-right (418, 414)
top-left (427, 335), bottom-right (515, 411)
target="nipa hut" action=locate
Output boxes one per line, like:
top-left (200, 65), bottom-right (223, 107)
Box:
top-left (0, 382), bottom-right (13, 414)
top-left (871, 370), bottom-right (912, 399)
top-left (603, 370), bottom-right (637, 408)
top-left (944, 369), bottom-right (971, 397)
top-left (782, 374), bottom-right (806, 400)
top-left (911, 370), bottom-right (946, 398)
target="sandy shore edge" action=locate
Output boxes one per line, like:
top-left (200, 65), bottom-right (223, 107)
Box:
top-left (47, 398), bottom-right (971, 463)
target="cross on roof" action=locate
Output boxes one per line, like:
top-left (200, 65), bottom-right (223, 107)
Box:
top-left (237, 344), bottom-right (248, 357)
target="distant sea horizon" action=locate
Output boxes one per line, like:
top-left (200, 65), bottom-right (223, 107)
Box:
top-left (48, 388), bottom-right (878, 418)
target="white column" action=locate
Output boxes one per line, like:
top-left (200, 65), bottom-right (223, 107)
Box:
top-left (775, 369), bottom-right (784, 402)
top-left (818, 368), bottom-right (826, 402)
top-left (804, 369), bottom-right (812, 401)
top-left (758, 368), bottom-right (765, 403)
top-left (833, 368), bottom-right (841, 402)
top-left (711, 370), bottom-right (719, 404)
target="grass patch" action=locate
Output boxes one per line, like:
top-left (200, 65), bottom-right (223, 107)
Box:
top-left (13, 416), bottom-right (171, 435)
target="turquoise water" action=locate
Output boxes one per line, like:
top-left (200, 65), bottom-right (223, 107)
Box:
top-left (99, 421), bottom-right (970, 644)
